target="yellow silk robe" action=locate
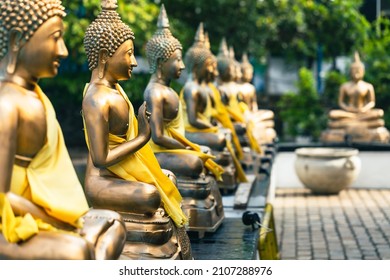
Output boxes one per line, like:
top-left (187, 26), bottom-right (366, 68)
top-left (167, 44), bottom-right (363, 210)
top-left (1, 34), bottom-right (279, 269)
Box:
top-left (225, 87), bottom-right (262, 154)
top-left (0, 86), bottom-right (89, 242)
top-left (149, 97), bottom-right (224, 181)
top-left (83, 84), bottom-right (187, 227)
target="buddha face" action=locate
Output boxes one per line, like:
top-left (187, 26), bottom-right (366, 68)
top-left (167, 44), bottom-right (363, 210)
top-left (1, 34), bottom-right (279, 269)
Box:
top-left (105, 39), bottom-right (137, 81)
top-left (160, 49), bottom-right (185, 80)
top-left (350, 64), bottom-right (364, 81)
top-left (242, 67), bottom-right (253, 83)
top-left (235, 63), bottom-right (242, 82)
top-left (17, 16), bottom-right (68, 80)
top-left (204, 58), bottom-right (218, 82)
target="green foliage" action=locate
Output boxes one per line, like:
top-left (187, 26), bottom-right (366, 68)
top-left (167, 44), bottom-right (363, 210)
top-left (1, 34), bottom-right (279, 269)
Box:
top-left (62, 0), bottom-right (160, 67)
top-left (162, 0), bottom-right (265, 60)
top-left (256, 0), bottom-right (369, 63)
top-left (363, 18), bottom-right (390, 129)
top-left (322, 71), bottom-right (347, 109)
top-left (277, 68), bottom-right (326, 140)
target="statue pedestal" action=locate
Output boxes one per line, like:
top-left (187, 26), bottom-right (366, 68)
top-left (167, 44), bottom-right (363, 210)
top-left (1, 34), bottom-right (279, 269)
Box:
top-left (177, 176), bottom-right (224, 238)
top-left (321, 126), bottom-right (390, 144)
top-left (119, 209), bottom-right (192, 260)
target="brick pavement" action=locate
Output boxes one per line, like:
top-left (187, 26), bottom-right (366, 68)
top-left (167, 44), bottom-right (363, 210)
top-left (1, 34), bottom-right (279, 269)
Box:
top-left (273, 188), bottom-right (390, 260)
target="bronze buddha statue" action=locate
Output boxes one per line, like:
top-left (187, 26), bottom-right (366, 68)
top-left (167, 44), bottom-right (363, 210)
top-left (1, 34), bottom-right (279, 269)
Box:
top-left (239, 53), bottom-right (276, 144)
top-left (321, 52), bottom-right (390, 143)
top-left (181, 24), bottom-right (248, 191)
top-left (144, 5), bottom-right (224, 236)
top-left (0, 0), bottom-right (127, 259)
top-left (216, 40), bottom-right (262, 165)
top-left (181, 23), bottom-right (226, 151)
top-left (82, 0), bottom-right (191, 259)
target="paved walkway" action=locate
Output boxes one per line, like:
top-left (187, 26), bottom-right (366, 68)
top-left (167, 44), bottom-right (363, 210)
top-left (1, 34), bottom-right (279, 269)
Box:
top-left (273, 188), bottom-right (390, 260)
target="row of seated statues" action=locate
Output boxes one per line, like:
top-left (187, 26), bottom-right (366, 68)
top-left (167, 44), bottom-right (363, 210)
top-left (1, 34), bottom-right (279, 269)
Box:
top-left (0, 0), bottom-right (276, 259)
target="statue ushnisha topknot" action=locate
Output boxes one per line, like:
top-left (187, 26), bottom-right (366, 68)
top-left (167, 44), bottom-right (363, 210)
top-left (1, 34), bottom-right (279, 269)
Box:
top-left (352, 51), bottom-right (364, 69)
top-left (184, 22), bottom-right (214, 74)
top-left (0, 0), bottom-right (66, 59)
top-left (217, 38), bottom-right (232, 80)
top-left (145, 4), bottom-right (182, 74)
top-left (84, 0), bottom-right (135, 70)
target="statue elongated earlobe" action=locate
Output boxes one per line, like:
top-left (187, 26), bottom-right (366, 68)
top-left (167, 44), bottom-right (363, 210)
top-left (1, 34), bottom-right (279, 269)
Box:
top-left (7, 28), bottom-right (23, 75)
top-left (98, 48), bottom-right (109, 79)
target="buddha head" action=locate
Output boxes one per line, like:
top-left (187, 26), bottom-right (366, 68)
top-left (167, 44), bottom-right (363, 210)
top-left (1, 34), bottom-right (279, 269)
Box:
top-left (145, 4), bottom-right (184, 81)
top-left (184, 23), bottom-right (214, 82)
top-left (241, 53), bottom-right (254, 83)
top-left (350, 51), bottom-right (365, 82)
top-left (204, 32), bottom-right (218, 82)
top-left (217, 38), bottom-right (235, 82)
top-left (229, 46), bottom-right (241, 82)
top-left (0, 0), bottom-right (68, 82)
top-left (84, 0), bottom-right (137, 81)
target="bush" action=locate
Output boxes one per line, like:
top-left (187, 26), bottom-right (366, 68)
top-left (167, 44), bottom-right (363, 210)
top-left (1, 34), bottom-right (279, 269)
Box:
top-left (363, 18), bottom-right (390, 129)
top-left (277, 67), bottom-right (326, 140)
top-left (322, 70), bottom-right (347, 109)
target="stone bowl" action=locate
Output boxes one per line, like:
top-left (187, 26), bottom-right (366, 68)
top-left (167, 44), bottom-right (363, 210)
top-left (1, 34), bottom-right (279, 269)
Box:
top-left (294, 147), bottom-right (361, 194)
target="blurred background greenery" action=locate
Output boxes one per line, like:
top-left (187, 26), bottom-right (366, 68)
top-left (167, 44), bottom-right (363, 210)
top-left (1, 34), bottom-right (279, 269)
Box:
top-left (39, 0), bottom-right (390, 145)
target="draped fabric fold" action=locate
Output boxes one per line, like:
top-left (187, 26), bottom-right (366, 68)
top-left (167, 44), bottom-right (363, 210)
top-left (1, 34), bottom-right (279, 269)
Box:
top-left (180, 88), bottom-right (217, 133)
top-left (208, 83), bottom-right (244, 160)
top-left (148, 96), bottom-right (224, 182)
top-left (82, 84), bottom-right (187, 227)
top-left (224, 89), bottom-right (262, 154)
top-left (1, 85), bottom-right (89, 242)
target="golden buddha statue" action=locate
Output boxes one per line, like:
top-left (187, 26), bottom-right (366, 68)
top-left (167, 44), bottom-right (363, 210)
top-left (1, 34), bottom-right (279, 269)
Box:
top-left (181, 24), bottom-right (248, 192)
top-left (239, 53), bottom-right (276, 144)
top-left (82, 1), bottom-right (191, 259)
top-left (216, 39), bottom-right (262, 165)
top-left (0, 0), bottom-right (126, 259)
top-left (144, 5), bottom-right (224, 236)
top-left (321, 52), bottom-right (390, 143)
top-left (181, 23), bottom-right (226, 150)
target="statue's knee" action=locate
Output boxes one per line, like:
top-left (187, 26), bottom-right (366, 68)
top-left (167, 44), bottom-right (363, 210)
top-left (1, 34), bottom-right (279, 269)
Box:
top-left (217, 133), bottom-right (227, 149)
top-left (94, 220), bottom-right (126, 260)
top-left (143, 184), bottom-right (162, 210)
top-left (190, 156), bottom-right (204, 176)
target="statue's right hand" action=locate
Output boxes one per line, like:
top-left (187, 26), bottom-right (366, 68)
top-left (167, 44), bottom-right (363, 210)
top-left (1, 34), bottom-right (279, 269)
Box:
top-left (137, 102), bottom-right (151, 138)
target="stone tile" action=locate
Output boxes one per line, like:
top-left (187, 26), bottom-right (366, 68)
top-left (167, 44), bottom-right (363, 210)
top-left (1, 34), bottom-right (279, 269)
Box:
top-left (274, 189), bottom-right (390, 260)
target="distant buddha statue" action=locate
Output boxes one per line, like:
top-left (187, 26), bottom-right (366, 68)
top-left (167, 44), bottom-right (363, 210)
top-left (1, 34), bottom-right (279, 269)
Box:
top-left (82, 1), bottom-right (191, 259)
top-left (203, 33), bottom-right (245, 162)
top-left (239, 53), bottom-right (276, 144)
top-left (321, 52), bottom-right (390, 143)
top-left (181, 23), bottom-right (226, 151)
top-left (180, 23), bottom-right (247, 191)
top-left (144, 5), bottom-right (224, 236)
top-left (216, 40), bottom-right (262, 155)
top-left (0, 0), bottom-right (127, 259)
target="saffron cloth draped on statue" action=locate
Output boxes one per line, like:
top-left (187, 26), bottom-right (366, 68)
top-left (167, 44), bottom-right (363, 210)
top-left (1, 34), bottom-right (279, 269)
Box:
top-left (0, 86), bottom-right (89, 242)
top-left (83, 84), bottom-right (188, 227)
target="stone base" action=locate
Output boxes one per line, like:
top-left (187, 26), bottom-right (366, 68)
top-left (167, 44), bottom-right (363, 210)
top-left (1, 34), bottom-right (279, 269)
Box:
top-left (214, 149), bottom-right (237, 193)
top-left (119, 209), bottom-right (192, 260)
top-left (177, 176), bottom-right (224, 237)
top-left (321, 126), bottom-right (390, 144)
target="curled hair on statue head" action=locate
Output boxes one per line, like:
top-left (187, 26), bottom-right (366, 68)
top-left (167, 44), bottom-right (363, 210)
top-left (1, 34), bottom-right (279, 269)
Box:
top-left (145, 4), bottom-right (182, 74)
top-left (0, 0), bottom-right (66, 60)
top-left (184, 22), bottom-right (214, 78)
top-left (84, 0), bottom-right (135, 71)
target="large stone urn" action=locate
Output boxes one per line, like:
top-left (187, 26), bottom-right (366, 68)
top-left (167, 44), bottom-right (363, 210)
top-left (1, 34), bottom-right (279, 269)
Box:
top-left (294, 148), bottom-right (361, 194)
